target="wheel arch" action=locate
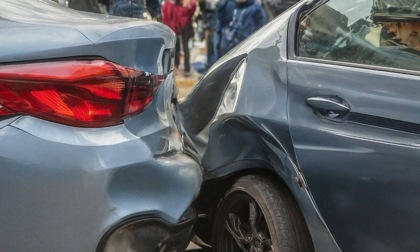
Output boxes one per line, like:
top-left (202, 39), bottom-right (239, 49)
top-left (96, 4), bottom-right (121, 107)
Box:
top-left (193, 166), bottom-right (305, 246)
top-left (189, 115), bottom-right (340, 250)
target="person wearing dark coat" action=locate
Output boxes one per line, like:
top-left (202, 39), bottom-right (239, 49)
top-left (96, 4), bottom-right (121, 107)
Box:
top-left (146, 0), bottom-right (161, 19)
top-left (219, 0), bottom-right (267, 55)
top-left (215, 0), bottom-right (236, 57)
top-left (198, 0), bottom-right (218, 71)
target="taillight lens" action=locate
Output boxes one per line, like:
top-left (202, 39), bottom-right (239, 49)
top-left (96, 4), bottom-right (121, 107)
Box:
top-left (0, 60), bottom-right (163, 127)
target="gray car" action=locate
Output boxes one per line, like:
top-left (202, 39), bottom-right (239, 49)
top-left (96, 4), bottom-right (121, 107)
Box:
top-left (0, 1), bottom-right (201, 251)
top-left (179, 0), bottom-right (420, 251)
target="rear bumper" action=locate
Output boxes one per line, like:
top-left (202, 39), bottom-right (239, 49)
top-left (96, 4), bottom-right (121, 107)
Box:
top-left (0, 122), bottom-right (201, 251)
top-left (0, 75), bottom-right (202, 252)
top-left (98, 209), bottom-right (196, 252)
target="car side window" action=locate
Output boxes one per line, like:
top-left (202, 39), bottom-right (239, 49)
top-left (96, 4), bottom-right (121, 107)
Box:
top-left (297, 0), bottom-right (420, 72)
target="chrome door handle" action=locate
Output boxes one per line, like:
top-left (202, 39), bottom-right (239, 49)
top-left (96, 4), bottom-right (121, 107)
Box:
top-left (306, 96), bottom-right (350, 120)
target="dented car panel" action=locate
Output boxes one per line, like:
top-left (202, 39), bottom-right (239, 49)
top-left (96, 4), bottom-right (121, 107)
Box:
top-left (178, 3), bottom-right (340, 251)
top-left (179, 0), bottom-right (420, 251)
top-left (0, 1), bottom-right (201, 251)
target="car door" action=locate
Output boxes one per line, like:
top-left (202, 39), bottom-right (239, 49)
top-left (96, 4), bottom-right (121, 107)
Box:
top-left (287, 0), bottom-right (420, 251)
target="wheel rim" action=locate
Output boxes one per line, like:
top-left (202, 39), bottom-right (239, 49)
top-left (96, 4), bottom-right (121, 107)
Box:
top-left (218, 193), bottom-right (273, 252)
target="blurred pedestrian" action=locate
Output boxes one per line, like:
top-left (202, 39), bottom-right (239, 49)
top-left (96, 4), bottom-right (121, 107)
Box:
top-left (110, 0), bottom-right (151, 19)
top-left (146, 0), bottom-right (162, 20)
top-left (192, 0), bottom-right (218, 74)
top-left (162, 0), bottom-right (196, 76)
top-left (215, 0), bottom-right (236, 57)
top-left (220, 0), bottom-right (267, 54)
top-left (199, 0), bottom-right (218, 68)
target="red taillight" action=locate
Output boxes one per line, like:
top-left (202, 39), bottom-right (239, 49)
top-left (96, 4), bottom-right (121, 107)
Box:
top-left (0, 60), bottom-right (163, 127)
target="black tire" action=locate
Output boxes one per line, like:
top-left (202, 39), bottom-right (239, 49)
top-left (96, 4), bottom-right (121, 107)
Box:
top-left (212, 175), bottom-right (314, 252)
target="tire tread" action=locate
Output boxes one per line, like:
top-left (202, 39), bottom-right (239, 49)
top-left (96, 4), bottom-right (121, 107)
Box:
top-left (213, 174), bottom-right (314, 252)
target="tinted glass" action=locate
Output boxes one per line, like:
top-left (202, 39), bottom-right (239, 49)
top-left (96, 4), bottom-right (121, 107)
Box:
top-left (298, 0), bottom-right (420, 72)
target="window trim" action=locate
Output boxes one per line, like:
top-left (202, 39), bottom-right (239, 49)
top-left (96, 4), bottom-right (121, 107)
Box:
top-left (292, 57), bottom-right (420, 77)
top-left (287, 0), bottom-right (325, 59)
top-left (287, 0), bottom-right (420, 77)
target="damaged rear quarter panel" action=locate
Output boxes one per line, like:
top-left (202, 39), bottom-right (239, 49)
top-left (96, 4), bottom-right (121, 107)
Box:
top-left (178, 4), bottom-right (341, 251)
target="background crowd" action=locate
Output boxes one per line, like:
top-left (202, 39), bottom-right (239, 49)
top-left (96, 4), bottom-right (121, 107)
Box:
top-left (56, 0), bottom-right (297, 75)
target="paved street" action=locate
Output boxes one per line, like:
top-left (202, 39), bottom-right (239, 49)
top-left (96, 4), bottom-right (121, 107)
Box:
top-left (174, 43), bottom-right (204, 99)
top-left (176, 72), bottom-right (200, 99)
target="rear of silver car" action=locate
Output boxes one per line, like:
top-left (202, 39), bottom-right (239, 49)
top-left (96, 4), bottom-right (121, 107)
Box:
top-left (0, 1), bottom-right (202, 251)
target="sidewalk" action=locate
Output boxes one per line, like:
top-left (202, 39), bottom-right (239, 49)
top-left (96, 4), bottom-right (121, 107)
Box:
top-left (175, 41), bottom-right (204, 99)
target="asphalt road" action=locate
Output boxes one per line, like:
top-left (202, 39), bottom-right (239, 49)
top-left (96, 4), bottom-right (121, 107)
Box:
top-left (174, 43), bottom-right (203, 99)
top-left (176, 73), bottom-right (199, 99)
